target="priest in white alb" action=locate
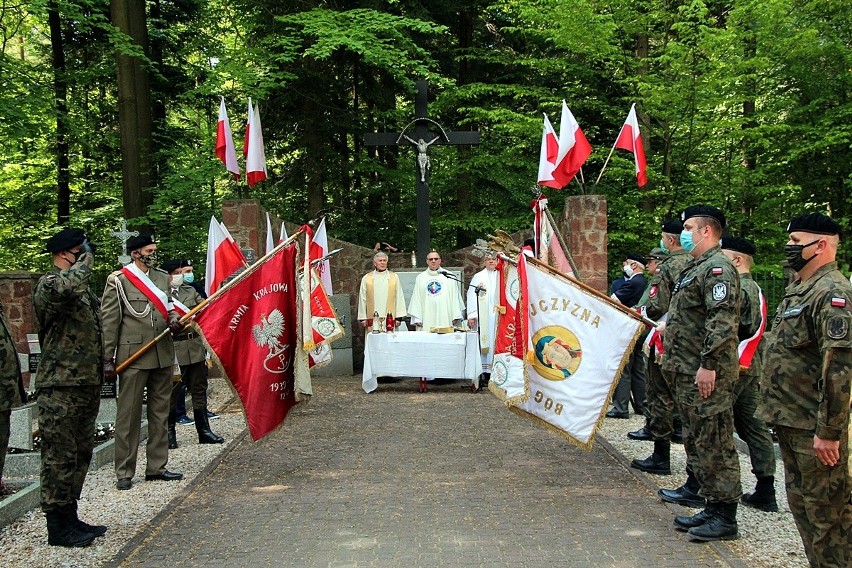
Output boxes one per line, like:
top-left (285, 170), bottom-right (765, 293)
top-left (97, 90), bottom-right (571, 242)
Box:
top-left (408, 250), bottom-right (464, 330)
top-left (467, 252), bottom-right (499, 386)
top-left (357, 252), bottom-right (406, 331)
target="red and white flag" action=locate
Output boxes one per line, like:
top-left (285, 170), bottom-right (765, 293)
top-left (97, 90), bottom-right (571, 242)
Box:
top-left (265, 212), bottom-right (276, 256)
top-left (490, 257), bottom-right (527, 403)
top-left (301, 268), bottom-right (344, 368)
top-left (510, 255), bottom-right (644, 449)
top-left (195, 243), bottom-right (304, 441)
top-left (205, 216), bottom-right (246, 296)
top-left (552, 101), bottom-right (592, 187)
top-left (312, 217), bottom-right (332, 294)
top-left (532, 196), bottom-right (574, 278)
top-left (537, 113), bottom-right (560, 188)
top-left (245, 98), bottom-right (267, 187)
top-left (215, 97), bottom-right (240, 180)
top-left (614, 103), bottom-right (648, 187)
top-left (738, 288), bottom-right (767, 369)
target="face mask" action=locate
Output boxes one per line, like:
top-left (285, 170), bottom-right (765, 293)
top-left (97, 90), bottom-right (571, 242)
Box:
top-left (659, 239), bottom-right (669, 255)
top-left (680, 229), bottom-right (705, 253)
top-left (183, 273), bottom-right (194, 284)
top-left (622, 264), bottom-right (634, 277)
top-left (170, 274), bottom-right (184, 288)
top-left (138, 252), bottom-right (158, 268)
top-left (783, 239), bottom-right (820, 272)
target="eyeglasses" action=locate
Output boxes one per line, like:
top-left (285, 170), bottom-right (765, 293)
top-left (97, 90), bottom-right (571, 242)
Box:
top-left (427, 257), bottom-right (440, 261)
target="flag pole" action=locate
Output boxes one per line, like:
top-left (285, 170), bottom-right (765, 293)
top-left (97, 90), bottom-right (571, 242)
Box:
top-left (541, 203), bottom-right (581, 280)
top-left (498, 253), bottom-right (658, 328)
top-left (116, 228), bottom-right (306, 374)
top-left (594, 140), bottom-right (619, 186)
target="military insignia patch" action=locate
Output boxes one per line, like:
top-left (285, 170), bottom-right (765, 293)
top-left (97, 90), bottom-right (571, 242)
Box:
top-left (712, 267), bottom-right (723, 275)
top-left (831, 297), bottom-right (846, 308)
top-left (712, 282), bottom-right (727, 301)
top-left (649, 285), bottom-right (658, 299)
top-left (827, 316), bottom-right (848, 339)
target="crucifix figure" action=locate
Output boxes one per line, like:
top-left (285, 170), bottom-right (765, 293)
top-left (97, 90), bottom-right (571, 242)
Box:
top-left (110, 219), bottom-right (139, 266)
top-left (364, 80), bottom-right (480, 265)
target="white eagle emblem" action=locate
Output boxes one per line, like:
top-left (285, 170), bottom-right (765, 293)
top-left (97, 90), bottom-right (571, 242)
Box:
top-left (252, 309), bottom-right (291, 374)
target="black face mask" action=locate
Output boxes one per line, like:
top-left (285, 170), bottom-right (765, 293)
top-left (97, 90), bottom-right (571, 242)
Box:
top-left (783, 239), bottom-right (820, 272)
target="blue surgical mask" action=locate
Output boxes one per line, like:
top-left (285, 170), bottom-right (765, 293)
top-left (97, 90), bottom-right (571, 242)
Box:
top-left (680, 230), bottom-right (696, 253)
top-left (659, 239), bottom-right (669, 255)
top-left (183, 273), bottom-right (195, 284)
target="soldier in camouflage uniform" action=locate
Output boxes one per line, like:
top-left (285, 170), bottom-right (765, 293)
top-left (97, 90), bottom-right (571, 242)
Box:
top-left (659, 205), bottom-right (742, 542)
top-left (33, 228), bottom-right (106, 547)
top-left (162, 259), bottom-right (223, 448)
top-left (761, 213), bottom-right (851, 568)
top-left (0, 301), bottom-right (26, 497)
top-left (721, 236), bottom-right (778, 513)
top-left (630, 220), bottom-right (692, 475)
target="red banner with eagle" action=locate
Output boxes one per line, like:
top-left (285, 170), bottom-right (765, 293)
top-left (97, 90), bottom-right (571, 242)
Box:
top-left (195, 242), bottom-right (302, 441)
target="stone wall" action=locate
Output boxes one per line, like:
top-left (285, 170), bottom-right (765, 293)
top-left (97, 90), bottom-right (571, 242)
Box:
top-left (0, 272), bottom-right (42, 390)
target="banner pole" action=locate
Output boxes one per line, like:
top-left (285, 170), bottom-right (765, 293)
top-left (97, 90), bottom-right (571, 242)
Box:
top-left (542, 204), bottom-right (581, 280)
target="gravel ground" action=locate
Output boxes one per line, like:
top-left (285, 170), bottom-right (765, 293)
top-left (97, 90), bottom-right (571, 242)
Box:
top-left (0, 379), bottom-right (812, 568)
top-left (598, 411), bottom-right (810, 568)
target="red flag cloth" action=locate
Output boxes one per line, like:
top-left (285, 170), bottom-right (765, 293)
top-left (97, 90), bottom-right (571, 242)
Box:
top-left (738, 288), bottom-right (767, 369)
top-left (313, 217), bottom-right (332, 293)
top-left (537, 113), bottom-right (561, 189)
top-left (215, 97), bottom-right (240, 180)
top-left (205, 216), bottom-right (246, 296)
top-left (614, 103), bottom-right (648, 187)
top-left (195, 243), bottom-right (300, 441)
top-left (552, 101), bottom-right (592, 187)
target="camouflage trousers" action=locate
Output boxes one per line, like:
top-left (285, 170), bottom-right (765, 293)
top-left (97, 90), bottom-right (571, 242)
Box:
top-left (0, 408), bottom-right (10, 479)
top-left (170, 360), bottom-right (209, 412)
top-left (670, 371), bottom-right (741, 503)
top-left (36, 385), bottom-right (100, 512)
top-left (732, 373), bottom-right (776, 479)
top-left (645, 353), bottom-right (678, 441)
top-left (776, 425), bottom-right (851, 568)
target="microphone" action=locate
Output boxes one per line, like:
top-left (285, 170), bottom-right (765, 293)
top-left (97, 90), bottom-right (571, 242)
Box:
top-left (437, 268), bottom-right (451, 276)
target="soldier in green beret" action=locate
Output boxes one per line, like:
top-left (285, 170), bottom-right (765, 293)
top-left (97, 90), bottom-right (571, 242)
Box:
top-left (761, 212), bottom-right (851, 568)
top-left (33, 228), bottom-right (106, 547)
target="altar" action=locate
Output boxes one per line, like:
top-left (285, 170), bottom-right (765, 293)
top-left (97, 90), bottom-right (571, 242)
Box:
top-left (361, 331), bottom-right (482, 393)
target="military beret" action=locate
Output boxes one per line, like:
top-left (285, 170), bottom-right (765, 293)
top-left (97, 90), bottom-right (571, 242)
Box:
top-left (626, 253), bottom-right (647, 266)
top-left (721, 235), bottom-right (756, 256)
top-left (661, 219), bottom-right (683, 234)
top-left (681, 205), bottom-right (726, 229)
top-left (786, 212), bottom-right (842, 237)
top-left (161, 259), bottom-right (192, 274)
top-left (646, 247), bottom-right (669, 261)
top-left (127, 233), bottom-right (155, 252)
top-left (45, 228), bottom-right (87, 253)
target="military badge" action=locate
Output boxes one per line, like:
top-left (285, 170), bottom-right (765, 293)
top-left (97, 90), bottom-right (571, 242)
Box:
top-left (827, 316), bottom-right (848, 339)
top-left (712, 282), bottom-right (727, 301)
top-left (711, 267), bottom-right (723, 275)
top-left (649, 285), bottom-right (658, 299)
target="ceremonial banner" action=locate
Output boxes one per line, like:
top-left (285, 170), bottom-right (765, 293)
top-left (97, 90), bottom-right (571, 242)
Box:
top-left (313, 217), bottom-right (333, 293)
top-left (195, 244), bottom-right (301, 441)
top-left (489, 257), bottom-right (527, 404)
top-left (510, 255), bottom-right (644, 449)
top-left (301, 268), bottom-right (344, 368)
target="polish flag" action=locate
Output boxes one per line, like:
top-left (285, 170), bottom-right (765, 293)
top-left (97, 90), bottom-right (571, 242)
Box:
top-left (245, 99), bottom-right (267, 187)
top-left (614, 103), bottom-right (648, 187)
top-left (279, 221), bottom-right (288, 243)
top-left (552, 101), bottom-right (592, 187)
top-left (205, 216), bottom-right (246, 296)
top-left (312, 217), bottom-right (332, 294)
top-left (215, 97), bottom-right (240, 180)
top-left (537, 113), bottom-right (561, 189)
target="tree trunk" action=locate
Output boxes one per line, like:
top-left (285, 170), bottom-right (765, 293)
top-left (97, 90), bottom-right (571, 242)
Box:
top-left (48, 2), bottom-right (70, 224)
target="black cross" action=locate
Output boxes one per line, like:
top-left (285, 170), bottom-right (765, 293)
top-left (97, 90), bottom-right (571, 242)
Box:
top-left (364, 80), bottom-right (480, 265)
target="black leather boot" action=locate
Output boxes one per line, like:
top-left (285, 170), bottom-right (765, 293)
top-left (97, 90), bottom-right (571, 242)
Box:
top-left (741, 476), bottom-right (778, 512)
top-left (168, 409), bottom-right (178, 449)
top-left (46, 508), bottom-right (95, 547)
top-left (627, 423), bottom-right (654, 441)
top-left (673, 506), bottom-right (714, 532)
top-left (687, 502), bottom-right (739, 541)
top-left (70, 501), bottom-right (107, 537)
top-left (194, 407), bottom-right (224, 444)
top-left (658, 468), bottom-right (705, 507)
top-left (630, 439), bottom-right (671, 474)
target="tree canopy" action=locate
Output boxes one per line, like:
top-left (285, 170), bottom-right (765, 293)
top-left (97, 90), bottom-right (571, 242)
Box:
top-left (1, 0), bottom-right (849, 280)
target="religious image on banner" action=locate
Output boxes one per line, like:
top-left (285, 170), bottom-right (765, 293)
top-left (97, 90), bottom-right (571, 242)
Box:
top-left (300, 268), bottom-right (344, 368)
top-left (510, 254), bottom-right (644, 449)
top-left (489, 257), bottom-right (527, 404)
top-left (195, 242), bottom-right (305, 441)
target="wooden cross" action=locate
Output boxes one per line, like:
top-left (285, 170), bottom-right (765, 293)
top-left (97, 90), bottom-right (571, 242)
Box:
top-left (110, 219), bottom-right (139, 266)
top-left (364, 80), bottom-right (480, 265)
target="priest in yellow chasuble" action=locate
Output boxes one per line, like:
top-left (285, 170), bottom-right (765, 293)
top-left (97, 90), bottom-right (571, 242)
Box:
top-left (357, 252), bottom-right (406, 331)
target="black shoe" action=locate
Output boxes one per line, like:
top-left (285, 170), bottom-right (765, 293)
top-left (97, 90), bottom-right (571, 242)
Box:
top-left (627, 427), bottom-right (654, 441)
top-left (70, 502), bottom-right (107, 538)
top-left (606, 409), bottom-right (629, 419)
top-left (741, 476), bottom-right (778, 512)
top-left (673, 508), bottom-right (713, 532)
top-left (687, 503), bottom-right (739, 541)
top-left (45, 510), bottom-right (95, 548)
top-left (145, 470), bottom-right (184, 482)
top-left (116, 478), bottom-right (132, 491)
top-left (194, 408), bottom-right (225, 444)
top-left (630, 439), bottom-right (671, 475)
top-left (658, 484), bottom-right (705, 508)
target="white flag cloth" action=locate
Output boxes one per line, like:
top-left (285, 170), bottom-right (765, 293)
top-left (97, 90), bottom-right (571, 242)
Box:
top-left (536, 113), bottom-right (560, 188)
top-left (245, 98), bottom-right (267, 186)
top-left (490, 258), bottom-right (527, 404)
top-left (532, 197), bottom-right (574, 278)
top-left (313, 217), bottom-right (332, 294)
top-left (279, 221), bottom-right (288, 243)
top-left (511, 255), bottom-right (644, 449)
top-left (215, 97), bottom-right (240, 179)
top-left (204, 216), bottom-right (246, 296)
top-left (265, 212), bottom-right (275, 255)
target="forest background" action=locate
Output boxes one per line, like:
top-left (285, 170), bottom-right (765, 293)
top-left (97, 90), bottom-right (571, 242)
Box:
top-left (1, 0), bottom-right (849, 291)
